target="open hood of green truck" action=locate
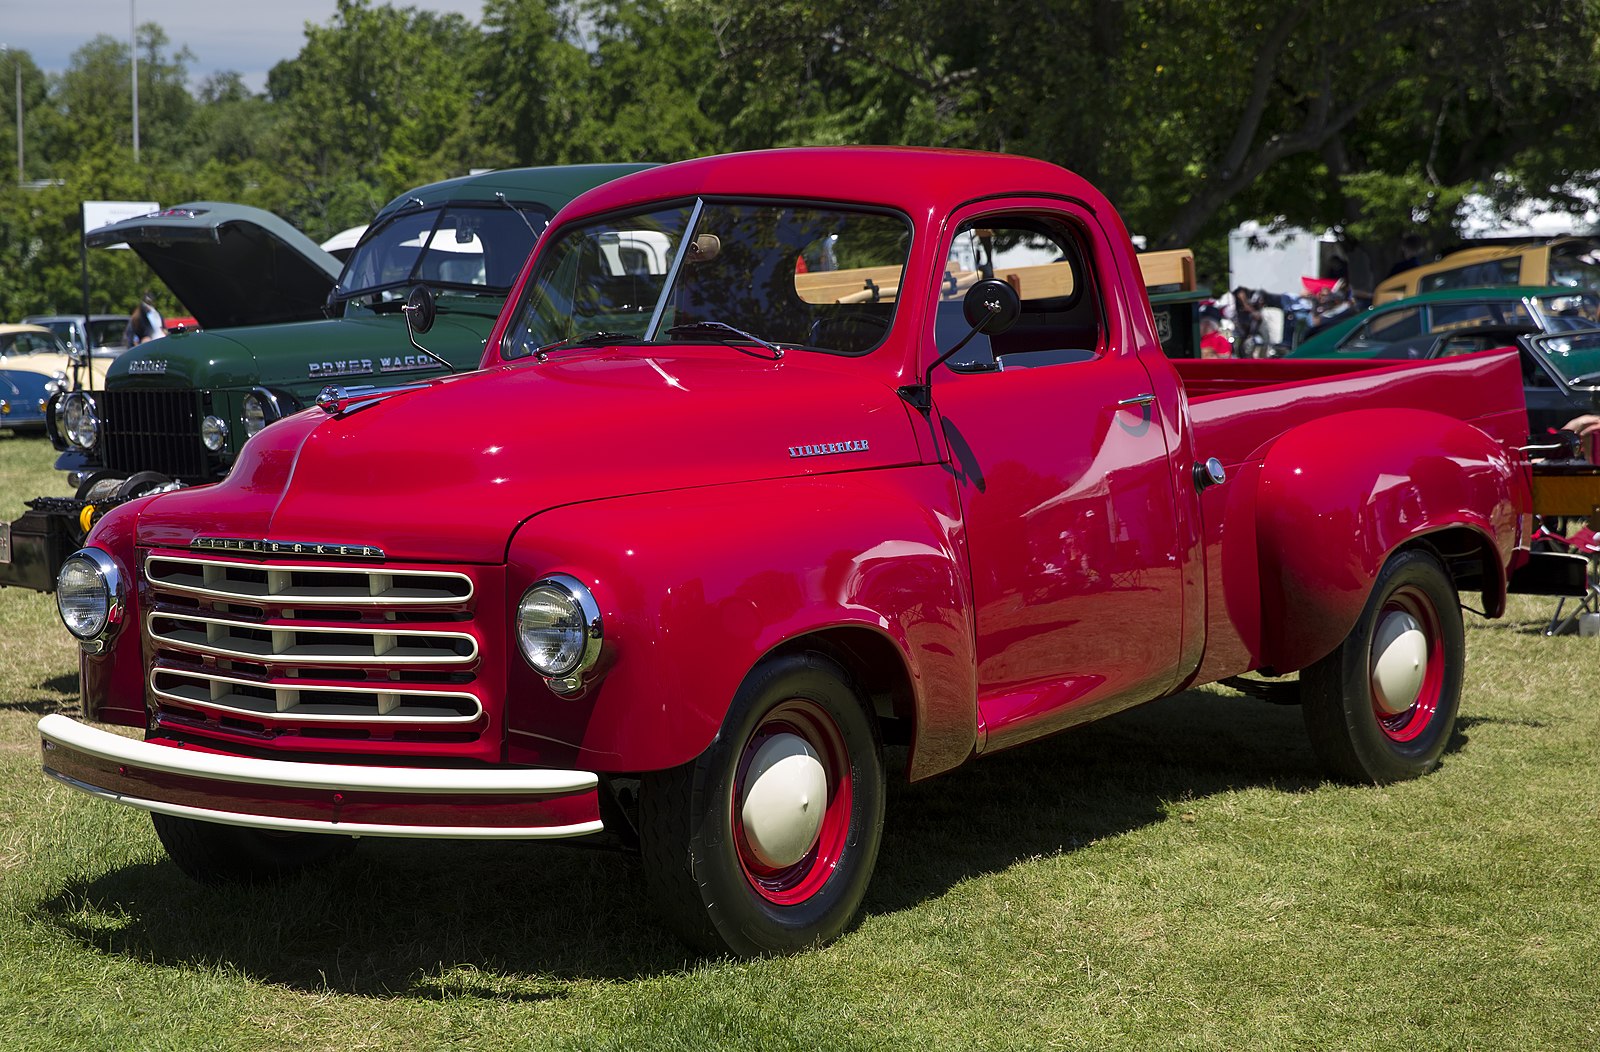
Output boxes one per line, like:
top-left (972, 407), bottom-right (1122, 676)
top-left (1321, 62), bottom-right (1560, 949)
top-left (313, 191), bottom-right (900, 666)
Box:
top-left (84, 203), bottom-right (343, 331)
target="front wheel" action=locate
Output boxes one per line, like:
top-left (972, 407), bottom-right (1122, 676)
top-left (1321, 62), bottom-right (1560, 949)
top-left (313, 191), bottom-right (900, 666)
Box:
top-left (151, 813), bottom-right (356, 884)
top-left (639, 652), bottom-right (885, 957)
top-left (1301, 547), bottom-right (1464, 783)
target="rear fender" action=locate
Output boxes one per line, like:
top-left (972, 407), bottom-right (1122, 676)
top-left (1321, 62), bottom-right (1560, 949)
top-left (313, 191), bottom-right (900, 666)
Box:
top-left (1256, 408), bottom-right (1522, 673)
top-left (503, 468), bottom-right (975, 780)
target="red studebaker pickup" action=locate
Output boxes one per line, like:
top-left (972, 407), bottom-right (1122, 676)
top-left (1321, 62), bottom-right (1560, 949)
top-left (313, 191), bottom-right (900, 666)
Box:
top-left (37, 148), bottom-right (1581, 957)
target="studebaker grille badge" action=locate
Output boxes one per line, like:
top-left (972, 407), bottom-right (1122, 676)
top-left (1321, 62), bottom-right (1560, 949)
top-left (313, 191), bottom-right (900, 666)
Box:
top-left (191, 537), bottom-right (386, 559)
top-left (788, 439), bottom-right (870, 459)
top-left (127, 360), bottom-right (168, 374)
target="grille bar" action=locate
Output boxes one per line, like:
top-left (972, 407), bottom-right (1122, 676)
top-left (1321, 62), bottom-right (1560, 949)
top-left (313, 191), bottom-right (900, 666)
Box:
top-left (148, 611), bottom-right (477, 665)
top-left (146, 554), bottom-right (473, 605)
top-left (151, 667), bottom-right (483, 723)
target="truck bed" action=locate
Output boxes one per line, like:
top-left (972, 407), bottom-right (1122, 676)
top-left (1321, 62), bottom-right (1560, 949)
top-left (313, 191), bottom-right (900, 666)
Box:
top-left (1170, 351), bottom-right (1532, 684)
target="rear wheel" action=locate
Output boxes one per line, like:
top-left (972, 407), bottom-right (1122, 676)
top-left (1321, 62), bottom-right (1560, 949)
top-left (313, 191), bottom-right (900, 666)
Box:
top-left (151, 813), bottom-right (355, 885)
top-left (1302, 547), bottom-right (1463, 783)
top-left (639, 652), bottom-right (885, 957)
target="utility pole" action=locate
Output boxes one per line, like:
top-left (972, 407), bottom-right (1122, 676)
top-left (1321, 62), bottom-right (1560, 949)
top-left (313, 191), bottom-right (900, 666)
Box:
top-left (14, 52), bottom-right (21, 184)
top-left (130, 0), bottom-right (140, 163)
top-left (2, 45), bottom-right (19, 184)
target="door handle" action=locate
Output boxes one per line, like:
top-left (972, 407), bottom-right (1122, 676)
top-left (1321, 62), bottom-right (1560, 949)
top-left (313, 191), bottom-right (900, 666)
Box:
top-left (1117, 393), bottom-right (1156, 408)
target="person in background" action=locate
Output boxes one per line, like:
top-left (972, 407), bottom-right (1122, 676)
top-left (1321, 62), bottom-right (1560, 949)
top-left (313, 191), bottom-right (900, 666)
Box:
top-left (1199, 312), bottom-right (1233, 358)
top-left (125, 290), bottom-right (166, 346)
top-left (1385, 233), bottom-right (1426, 279)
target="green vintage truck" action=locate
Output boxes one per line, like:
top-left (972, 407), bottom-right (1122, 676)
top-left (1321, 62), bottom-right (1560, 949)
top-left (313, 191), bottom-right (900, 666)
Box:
top-left (0, 164), bottom-right (651, 592)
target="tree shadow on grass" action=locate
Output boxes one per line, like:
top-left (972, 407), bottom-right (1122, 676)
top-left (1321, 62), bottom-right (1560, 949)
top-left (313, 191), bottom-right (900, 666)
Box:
top-left (31, 687), bottom-right (1453, 992)
top-left (1, 672), bottom-right (79, 714)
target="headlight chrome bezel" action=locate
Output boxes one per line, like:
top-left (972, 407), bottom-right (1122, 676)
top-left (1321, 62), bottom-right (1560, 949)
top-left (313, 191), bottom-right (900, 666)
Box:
top-left (61, 391), bottom-right (99, 451)
top-left (56, 548), bottom-right (126, 650)
top-left (200, 414), bottom-right (230, 452)
top-left (242, 387), bottom-right (283, 438)
top-left (516, 574), bottom-right (604, 694)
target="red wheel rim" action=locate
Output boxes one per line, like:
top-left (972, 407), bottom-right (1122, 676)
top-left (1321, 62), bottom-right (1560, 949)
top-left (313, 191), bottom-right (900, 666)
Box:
top-left (1370, 584), bottom-right (1445, 744)
top-left (731, 698), bottom-right (853, 906)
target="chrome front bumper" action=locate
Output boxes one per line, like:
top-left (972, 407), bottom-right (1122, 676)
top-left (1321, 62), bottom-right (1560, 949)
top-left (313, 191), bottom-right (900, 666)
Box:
top-left (38, 713), bottom-right (605, 840)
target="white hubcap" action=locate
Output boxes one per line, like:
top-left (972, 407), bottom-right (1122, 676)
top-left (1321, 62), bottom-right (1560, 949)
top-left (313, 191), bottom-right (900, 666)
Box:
top-left (739, 732), bottom-right (827, 869)
top-left (1370, 611), bottom-right (1428, 715)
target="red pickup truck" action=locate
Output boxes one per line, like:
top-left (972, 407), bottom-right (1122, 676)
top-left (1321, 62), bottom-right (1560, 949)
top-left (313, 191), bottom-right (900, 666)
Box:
top-left (37, 148), bottom-right (1580, 957)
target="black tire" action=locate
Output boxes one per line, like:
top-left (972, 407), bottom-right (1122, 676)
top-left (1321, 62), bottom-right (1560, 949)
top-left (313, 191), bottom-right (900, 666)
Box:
top-left (1301, 547), bottom-right (1464, 784)
top-left (74, 471), bottom-right (126, 502)
top-left (151, 813), bottom-right (356, 885)
top-left (638, 652), bottom-right (885, 957)
top-left (114, 471), bottom-right (173, 499)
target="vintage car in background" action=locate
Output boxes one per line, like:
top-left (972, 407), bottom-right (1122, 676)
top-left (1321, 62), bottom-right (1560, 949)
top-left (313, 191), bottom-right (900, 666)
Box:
top-left (0, 323), bottom-right (114, 390)
top-left (1375, 236), bottom-right (1600, 304)
top-left (21, 314), bottom-right (131, 355)
top-left (1287, 286), bottom-right (1599, 360)
top-left (0, 368), bottom-right (53, 434)
top-left (1367, 323), bottom-right (1600, 440)
top-left (35, 147), bottom-right (1585, 958)
top-left (0, 165), bottom-right (652, 593)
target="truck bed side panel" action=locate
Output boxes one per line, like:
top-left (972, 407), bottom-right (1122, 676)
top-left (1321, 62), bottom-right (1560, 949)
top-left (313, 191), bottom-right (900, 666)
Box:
top-left (1172, 352), bottom-right (1530, 681)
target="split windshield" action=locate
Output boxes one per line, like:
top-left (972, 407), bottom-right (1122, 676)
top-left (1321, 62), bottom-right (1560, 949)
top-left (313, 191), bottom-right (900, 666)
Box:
top-left (1533, 330), bottom-right (1600, 387)
top-left (501, 199), bottom-right (912, 359)
top-left (333, 202), bottom-right (554, 303)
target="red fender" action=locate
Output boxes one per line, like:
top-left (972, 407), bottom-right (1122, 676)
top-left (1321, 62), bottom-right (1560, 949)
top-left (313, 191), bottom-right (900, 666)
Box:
top-left (1255, 408), bottom-right (1523, 673)
top-left (502, 467), bottom-right (975, 779)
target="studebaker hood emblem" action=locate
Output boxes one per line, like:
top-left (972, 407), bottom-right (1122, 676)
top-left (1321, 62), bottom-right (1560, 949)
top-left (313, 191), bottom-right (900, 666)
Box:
top-left (127, 359), bottom-right (168, 374)
top-left (192, 537), bottom-right (385, 559)
top-left (788, 439), bottom-right (870, 458)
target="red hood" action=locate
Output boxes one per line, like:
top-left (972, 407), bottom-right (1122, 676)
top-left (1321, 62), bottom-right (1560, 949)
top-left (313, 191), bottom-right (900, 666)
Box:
top-left (134, 347), bottom-right (922, 562)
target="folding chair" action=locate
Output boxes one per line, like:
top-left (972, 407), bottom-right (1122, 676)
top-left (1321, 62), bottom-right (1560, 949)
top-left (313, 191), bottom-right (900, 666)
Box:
top-left (1535, 520), bottom-right (1600, 636)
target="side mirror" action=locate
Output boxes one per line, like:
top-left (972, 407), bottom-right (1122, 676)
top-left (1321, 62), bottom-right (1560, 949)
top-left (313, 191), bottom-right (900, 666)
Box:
top-left (403, 284), bottom-right (437, 335)
top-left (963, 278), bottom-right (1021, 334)
top-left (898, 278), bottom-right (1025, 414)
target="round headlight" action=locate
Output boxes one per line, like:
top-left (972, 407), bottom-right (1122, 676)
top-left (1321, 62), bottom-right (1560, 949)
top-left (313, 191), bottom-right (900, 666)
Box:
top-left (62, 392), bottom-right (98, 450)
top-left (201, 414), bottom-right (229, 451)
top-left (56, 549), bottom-right (123, 642)
top-left (516, 574), bottom-right (603, 685)
top-left (242, 394), bottom-right (267, 436)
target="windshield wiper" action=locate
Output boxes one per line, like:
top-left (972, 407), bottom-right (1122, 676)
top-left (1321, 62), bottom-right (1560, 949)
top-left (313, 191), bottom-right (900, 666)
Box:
top-left (665, 321), bottom-right (784, 360)
top-left (534, 330), bottom-right (643, 356)
top-left (1564, 370), bottom-right (1600, 386)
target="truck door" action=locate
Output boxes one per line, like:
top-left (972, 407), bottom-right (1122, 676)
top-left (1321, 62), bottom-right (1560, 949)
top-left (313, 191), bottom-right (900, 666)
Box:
top-left (927, 205), bottom-right (1186, 751)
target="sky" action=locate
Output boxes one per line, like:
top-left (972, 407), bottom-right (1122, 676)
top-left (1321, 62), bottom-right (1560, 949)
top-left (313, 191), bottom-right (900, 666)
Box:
top-left (1, 0), bottom-right (486, 91)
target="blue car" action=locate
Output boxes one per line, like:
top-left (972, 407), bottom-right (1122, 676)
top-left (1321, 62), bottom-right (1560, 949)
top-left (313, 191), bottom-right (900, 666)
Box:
top-left (0, 368), bottom-right (54, 434)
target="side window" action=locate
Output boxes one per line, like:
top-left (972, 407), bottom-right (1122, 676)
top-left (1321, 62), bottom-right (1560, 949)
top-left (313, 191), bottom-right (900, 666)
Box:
top-left (936, 215), bottom-right (1102, 371)
top-left (1359, 306), bottom-right (1422, 342)
top-left (1430, 303), bottom-right (1496, 332)
top-left (1423, 258), bottom-right (1522, 292)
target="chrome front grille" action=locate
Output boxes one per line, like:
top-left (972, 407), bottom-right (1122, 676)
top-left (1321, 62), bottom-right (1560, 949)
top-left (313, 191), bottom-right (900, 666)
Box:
top-left (143, 551), bottom-right (487, 740)
top-left (150, 668), bottom-right (482, 723)
top-left (145, 555), bottom-right (473, 605)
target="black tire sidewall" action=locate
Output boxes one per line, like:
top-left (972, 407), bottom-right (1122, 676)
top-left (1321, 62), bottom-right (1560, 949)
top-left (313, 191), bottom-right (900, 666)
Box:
top-left (688, 653), bottom-right (885, 956)
top-left (1310, 547), bottom-right (1464, 782)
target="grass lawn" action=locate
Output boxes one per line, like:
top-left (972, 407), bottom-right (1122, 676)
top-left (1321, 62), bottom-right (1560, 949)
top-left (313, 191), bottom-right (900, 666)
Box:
top-left (0, 432), bottom-right (1596, 1050)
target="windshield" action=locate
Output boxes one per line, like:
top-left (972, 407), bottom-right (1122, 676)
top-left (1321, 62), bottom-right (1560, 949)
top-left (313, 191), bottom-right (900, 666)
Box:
top-left (501, 198), bottom-right (912, 359)
top-left (1532, 329), bottom-right (1600, 387)
top-left (1532, 291), bottom-right (1600, 331)
top-left (1548, 240), bottom-right (1600, 292)
top-left (333, 202), bottom-right (553, 302)
top-left (87, 318), bottom-right (129, 350)
top-left (0, 329), bottom-right (68, 356)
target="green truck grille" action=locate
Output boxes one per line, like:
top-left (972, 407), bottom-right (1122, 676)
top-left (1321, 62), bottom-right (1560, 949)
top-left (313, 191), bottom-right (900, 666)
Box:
top-left (100, 389), bottom-right (209, 480)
